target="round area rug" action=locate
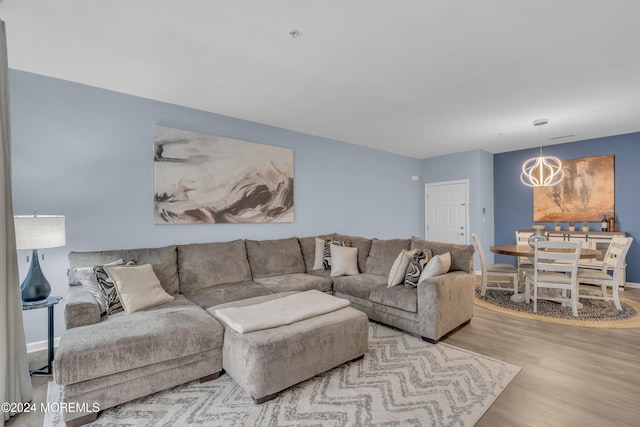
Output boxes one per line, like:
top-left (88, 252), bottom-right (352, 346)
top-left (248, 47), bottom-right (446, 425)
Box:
top-left (474, 287), bottom-right (640, 328)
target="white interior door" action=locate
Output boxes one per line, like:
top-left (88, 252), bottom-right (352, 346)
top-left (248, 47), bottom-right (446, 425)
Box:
top-left (425, 180), bottom-right (469, 244)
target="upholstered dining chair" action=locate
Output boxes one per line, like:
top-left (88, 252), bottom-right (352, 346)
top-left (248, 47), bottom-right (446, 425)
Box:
top-left (525, 240), bottom-right (582, 317)
top-left (472, 233), bottom-right (518, 297)
top-left (577, 236), bottom-right (633, 311)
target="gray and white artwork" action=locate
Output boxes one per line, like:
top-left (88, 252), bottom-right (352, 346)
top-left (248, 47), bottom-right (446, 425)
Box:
top-left (154, 126), bottom-right (294, 224)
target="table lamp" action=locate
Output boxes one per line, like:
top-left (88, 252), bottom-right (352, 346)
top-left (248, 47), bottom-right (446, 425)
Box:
top-left (14, 213), bottom-right (66, 302)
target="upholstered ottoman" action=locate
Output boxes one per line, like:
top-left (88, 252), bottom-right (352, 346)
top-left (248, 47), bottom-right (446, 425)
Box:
top-left (210, 291), bottom-right (369, 403)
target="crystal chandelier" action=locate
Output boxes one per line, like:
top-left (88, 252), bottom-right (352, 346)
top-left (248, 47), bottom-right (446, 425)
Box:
top-left (520, 119), bottom-right (564, 187)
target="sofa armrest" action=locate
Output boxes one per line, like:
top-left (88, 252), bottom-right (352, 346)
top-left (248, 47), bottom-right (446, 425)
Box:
top-left (64, 285), bottom-right (101, 329)
top-left (416, 271), bottom-right (475, 341)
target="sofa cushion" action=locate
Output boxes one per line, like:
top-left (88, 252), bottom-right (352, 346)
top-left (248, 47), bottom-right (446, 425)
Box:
top-left (297, 234), bottom-right (335, 272)
top-left (334, 234), bottom-right (372, 273)
top-left (410, 237), bottom-right (474, 273)
top-left (369, 285), bottom-right (418, 313)
top-left (308, 269), bottom-right (333, 280)
top-left (255, 273), bottom-right (333, 293)
top-left (177, 240), bottom-right (252, 293)
top-left (53, 295), bottom-right (223, 386)
top-left (332, 273), bottom-right (388, 300)
top-left (245, 238), bottom-right (305, 279)
top-left (183, 281), bottom-right (274, 310)
top-left (68, 246), bottom-right (180, 295)
top-left (364, 239), bottom-right (411, 276)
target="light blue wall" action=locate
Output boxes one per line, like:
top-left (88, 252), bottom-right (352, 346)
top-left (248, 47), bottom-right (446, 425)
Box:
top-left (9, 70), bottom-right (423, 343)
top-left (421, 149), bottom-right (495, 268)
top-left (494, 133), bottom-right (640, 283)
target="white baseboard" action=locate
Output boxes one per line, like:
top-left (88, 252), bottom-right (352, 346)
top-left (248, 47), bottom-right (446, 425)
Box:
top-left (27, 337), bottom-right (61, 354)
top-left (26, 337), bottom-right (61, 372)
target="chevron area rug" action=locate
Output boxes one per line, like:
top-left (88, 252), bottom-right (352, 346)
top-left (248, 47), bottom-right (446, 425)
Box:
top-left (45, 323), bottom-right (519, 426)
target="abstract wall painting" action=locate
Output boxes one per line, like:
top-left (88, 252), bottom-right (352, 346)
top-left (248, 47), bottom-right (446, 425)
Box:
top-left (533, 155), bottom-right (614, 222)
top-left (154, 126), bottom-right (294, 224)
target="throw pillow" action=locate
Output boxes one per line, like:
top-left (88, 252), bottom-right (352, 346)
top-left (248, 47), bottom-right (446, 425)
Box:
top-left (312, 237), bottom-right (326, 270)
top-left (418, 252), bottom-right (452, 282)
top-left (75, 259), bottom-right (125, 314)
top-left (94, 260), bottom-right (137, 315)
top-left (330, 244), bottom-right (360, 277)
top-left (387, 249), bottom-right (416, 287)
top-left (103, 264), bottom-right (174, 315)
top-left (404, 249), bottom-right (432, 288)
top-left (315, 239), bottom-right (351, 270)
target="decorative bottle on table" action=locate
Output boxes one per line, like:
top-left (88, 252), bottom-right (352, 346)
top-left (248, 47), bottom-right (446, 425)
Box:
top-left (608, 215), bottom-right (616, 232)
top-left (528, 225), bottom-right (549, 248)
top-left (601, 216), bottom-right (608, 232)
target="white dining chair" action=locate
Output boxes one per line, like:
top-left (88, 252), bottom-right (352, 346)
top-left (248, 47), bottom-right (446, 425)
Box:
top-left (472, 233), bottom-right (518, 297)
top-left (577, 236), bottom-right (633, 311)
top-left (514, 231), bottom-right (534, 285)
top-left (525, 240), bottom-right (582, 317)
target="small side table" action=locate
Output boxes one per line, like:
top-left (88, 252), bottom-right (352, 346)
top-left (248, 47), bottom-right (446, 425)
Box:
top-left (22, 295), bottom-right (62, 375)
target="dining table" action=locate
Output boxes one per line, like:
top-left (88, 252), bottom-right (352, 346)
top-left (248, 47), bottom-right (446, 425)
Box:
top-left (490, 244), bottom-right (598, 303)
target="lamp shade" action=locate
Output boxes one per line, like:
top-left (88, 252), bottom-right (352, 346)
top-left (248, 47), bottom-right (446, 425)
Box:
top-left (14, 215), bottom-right (66, 250)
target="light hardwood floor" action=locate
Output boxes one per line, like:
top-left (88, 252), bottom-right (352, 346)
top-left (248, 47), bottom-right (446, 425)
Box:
top-left (444, 286), bottom-right (640, 427)
top-left (7, 287), bottom-right (640, 426)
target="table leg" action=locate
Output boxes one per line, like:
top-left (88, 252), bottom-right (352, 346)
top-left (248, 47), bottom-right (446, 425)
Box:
top-left (30, 305), bottom-right (54, 375)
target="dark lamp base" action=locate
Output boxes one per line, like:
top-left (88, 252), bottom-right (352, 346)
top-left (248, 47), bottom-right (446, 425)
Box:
top-left (20, 249), bottom-right (51, 302)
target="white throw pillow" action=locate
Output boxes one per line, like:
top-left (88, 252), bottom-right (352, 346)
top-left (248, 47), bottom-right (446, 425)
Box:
top-left (418, 252), bottom-right (452, 282)
top-left (387, 249), bottom-right (416, 287)
top-left (312, 237), bottom-right (325, 270)
top-left (75, 259), bottom-right (125, 314)
top-left (103, 264), bottom-right (174, 314)
top-left (330, 244), bottom-right (360, 277)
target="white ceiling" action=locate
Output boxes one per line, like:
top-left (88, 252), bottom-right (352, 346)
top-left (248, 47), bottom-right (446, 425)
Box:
top-left (2, 1), bottom-right (640, 159)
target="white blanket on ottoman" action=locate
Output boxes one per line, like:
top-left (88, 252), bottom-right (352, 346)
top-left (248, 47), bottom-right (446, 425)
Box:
top-left (214, 290), bottom-right (350, 333)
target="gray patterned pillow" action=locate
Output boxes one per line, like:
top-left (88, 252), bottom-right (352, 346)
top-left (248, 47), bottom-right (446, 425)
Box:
top-left (404, 249), bottom-right (432, 288)
top-left (94, 260), bottom-right (137, 315)
top-left (323, 240), bottom-right (351, 270)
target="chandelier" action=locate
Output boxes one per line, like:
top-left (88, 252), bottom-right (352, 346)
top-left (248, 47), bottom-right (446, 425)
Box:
top-left (520, 119), bottom-right (564, 187)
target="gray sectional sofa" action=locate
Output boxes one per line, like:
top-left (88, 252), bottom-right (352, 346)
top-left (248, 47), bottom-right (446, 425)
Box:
top-left (54, 234), bottom-right (475, 426)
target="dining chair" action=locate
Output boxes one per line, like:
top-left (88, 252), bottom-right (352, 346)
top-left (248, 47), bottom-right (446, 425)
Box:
top-left (514, 231), bottom-right (534, 285)
top-left (525, 240), bottom-right (582, 317)
top-left (472, 233), bottom-right (518, 296)
top-left (576, 236), bottom-right (633, 311)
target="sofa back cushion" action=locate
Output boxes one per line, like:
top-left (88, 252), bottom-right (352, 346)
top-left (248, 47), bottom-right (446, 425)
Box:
top-left (177, 240), bottom-right (252, 293)
top-left (68, 245), bottom-right (179, 295)
top-left (245, 237), bottom-right (305, 279)
top-left (298, 234), bottom-right (335, 272)
top-left (364, 239), bottom-right (411, 276)
top-left (410, 236), bottom-right (474, 273)
top-left (334, 234), bottom-right (372, 273)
